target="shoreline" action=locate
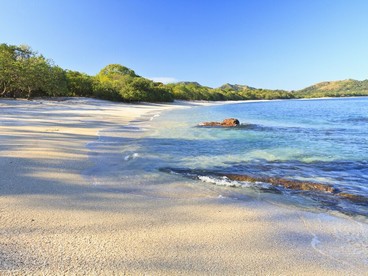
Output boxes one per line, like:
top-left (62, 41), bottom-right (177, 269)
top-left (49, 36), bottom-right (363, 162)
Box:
top-left (1, 98), bottom-right (367, 274)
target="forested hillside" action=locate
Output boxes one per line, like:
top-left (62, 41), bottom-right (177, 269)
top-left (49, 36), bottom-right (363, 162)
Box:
top-left (294, 79), bottom-right (368, 98)
top-left (0, 44), bottom-right (173, 102)
top-left (1, 43), bottom-right (367, 102)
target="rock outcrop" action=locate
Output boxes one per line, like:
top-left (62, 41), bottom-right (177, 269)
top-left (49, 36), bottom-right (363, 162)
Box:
top-left (224, 174), bottom-right (337, 193)
top-left (337, 192), bottom-right (368, 204)
top-left (199, 118), bottom-right (240, 127)
top-left (160, 167), bottom-right (368, 206)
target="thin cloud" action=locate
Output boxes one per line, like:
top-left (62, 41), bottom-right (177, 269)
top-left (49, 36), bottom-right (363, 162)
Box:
top-left (148, 77), bottom-right (178, 84)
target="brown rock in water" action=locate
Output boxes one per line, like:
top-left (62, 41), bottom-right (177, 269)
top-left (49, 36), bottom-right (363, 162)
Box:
top-left (269, 178), bottom-right (336, 193)
top-left (337, 193), bottom-right (368, 204)
top-left (223, 174), bottom-right (262, 183)
top-left (222, 118), bottom-right (240, 126)
top-left (200, 118), bottom-right (240, 127)
top-left (224, 173), bottom-right (337, 193)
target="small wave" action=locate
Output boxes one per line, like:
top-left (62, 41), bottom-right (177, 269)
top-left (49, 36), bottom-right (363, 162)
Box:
top-left (197, 123), bottom-right (261, 130)
top-left (124, 153), bottom-right (139, 161)
top-left (150, 114), bottom-right (160, 121)
top-left (310, 233), bottom-right (321, 249)
top-left (159, 166), bottom-right (368, 217)
top-left (341, 117), bottom-right (368, 124)
top-left (119, 125), bottom-right (146, 132)
top-left (198, 175), bottom-right (248, 188)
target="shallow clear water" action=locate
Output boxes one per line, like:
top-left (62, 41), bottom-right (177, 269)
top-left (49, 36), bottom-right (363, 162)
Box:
top-left (144, 98), bottom-right (368, 217)
top-left (86, 97), bottom-right (368, 218)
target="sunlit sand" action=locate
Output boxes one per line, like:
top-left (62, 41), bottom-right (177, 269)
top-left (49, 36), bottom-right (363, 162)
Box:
top-left (1, 98), bottom-right (367, 274)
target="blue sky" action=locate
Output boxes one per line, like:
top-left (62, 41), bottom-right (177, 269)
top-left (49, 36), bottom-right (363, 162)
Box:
top-left (1, 0), bottom-right (368, 90)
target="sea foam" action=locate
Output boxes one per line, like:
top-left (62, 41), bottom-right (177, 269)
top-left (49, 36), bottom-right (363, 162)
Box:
top-left (124, 153), bottom-right (140, 161)
top-left (198, 175), bottom-right (249, 188)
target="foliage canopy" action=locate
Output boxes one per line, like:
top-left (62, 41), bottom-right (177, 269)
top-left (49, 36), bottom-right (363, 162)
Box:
top-left (1, 43), bottom-right (368, 102)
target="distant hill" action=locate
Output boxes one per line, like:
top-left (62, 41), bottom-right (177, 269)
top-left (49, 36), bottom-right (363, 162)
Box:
top-left (176, 81), bottom-right (202, 87)
top-left (219, 83), bottom-right (256, 91)
top-left (295, 79), bottom-right (368, 98)
top-left (2, 42), bottom-right (368, 102)
top-left (216, 79), bottom-right (368, 100)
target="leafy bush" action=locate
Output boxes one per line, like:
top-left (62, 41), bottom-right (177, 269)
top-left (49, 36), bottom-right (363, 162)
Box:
top-left (1, 43), bottom-right (368, 102)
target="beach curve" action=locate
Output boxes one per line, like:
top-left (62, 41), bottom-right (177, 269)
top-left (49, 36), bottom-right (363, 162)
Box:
top-left (0, 98), bottom-right (367, 275)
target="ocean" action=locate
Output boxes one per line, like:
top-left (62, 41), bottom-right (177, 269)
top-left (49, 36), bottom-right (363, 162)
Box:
top-left (86, 97), bottom-right (368, 219)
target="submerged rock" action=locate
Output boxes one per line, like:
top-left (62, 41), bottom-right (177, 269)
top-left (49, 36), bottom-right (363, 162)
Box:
top-left (160, 167), bottom-right (337, 194)
top-left (199, 118), bottom-right (240, 127)
top-left (224, 173), bottom-right (337, 193)
top-left (160, 167), bottom-right (368, 215)
top-left (337, 192), bottom-right (368, 204)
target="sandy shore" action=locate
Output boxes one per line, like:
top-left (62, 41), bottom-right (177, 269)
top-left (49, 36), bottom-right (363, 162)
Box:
top-left (1, 98), bottom-right (367, 275)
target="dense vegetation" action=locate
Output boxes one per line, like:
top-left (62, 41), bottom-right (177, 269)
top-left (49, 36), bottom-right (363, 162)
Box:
top-left (1, 43), bottom-right (368, 102)
top-left (0, 44), bottom-right (173, 102)
top-left (294, 79), bottom-right (368, 98)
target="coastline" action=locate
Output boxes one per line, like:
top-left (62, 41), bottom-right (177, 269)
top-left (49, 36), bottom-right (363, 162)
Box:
top-left (1, 98), bottom-right (367, 274)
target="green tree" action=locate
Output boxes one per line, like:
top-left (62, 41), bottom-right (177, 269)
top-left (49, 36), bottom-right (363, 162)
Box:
top-left (92, 80), bottom-right (122, 101)
top-left (66, 70), bottom-right (94, 96)
top-left (44, 66), bottom-right (69, 97)
top-left (19, 54), bottom-right (50, 99)
top-left (118, 77), bottom-right (173, 102)
top-left (0, 44), bottom-right (24, 97)
top-left (97, 64), bottom-right (138, 83)
top-left (0, 44), bottom-right (68, 99)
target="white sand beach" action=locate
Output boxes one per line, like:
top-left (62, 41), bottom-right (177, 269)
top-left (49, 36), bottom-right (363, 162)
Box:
top-left (1, 98), bottom-right (367, 275)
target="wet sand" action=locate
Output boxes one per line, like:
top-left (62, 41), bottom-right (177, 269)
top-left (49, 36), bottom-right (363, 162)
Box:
top-left (1, 98), bottom-right (367, 275)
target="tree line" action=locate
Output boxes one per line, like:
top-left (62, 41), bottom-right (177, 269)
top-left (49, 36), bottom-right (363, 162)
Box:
top-left (1, 43), bottom-right (368, 102)
top-left (0, 44), bottom-right (173, 102)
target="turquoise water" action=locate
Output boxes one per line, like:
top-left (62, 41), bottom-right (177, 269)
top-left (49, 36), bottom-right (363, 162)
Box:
top-left (85, 97), bottom-right (368, 218)
top-left (143, 98), bottom-right (368, 217)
